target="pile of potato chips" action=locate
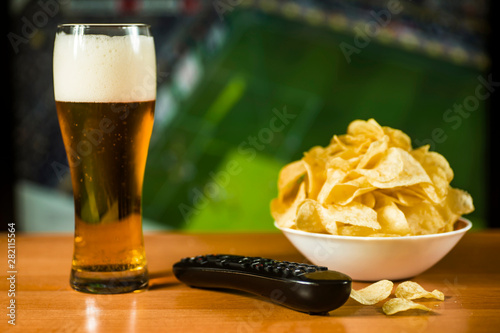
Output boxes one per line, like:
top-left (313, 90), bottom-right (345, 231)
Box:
top-left (350, 280), bottom-right (444, 315)
top-left (271, 119), bottom-right (474, 236)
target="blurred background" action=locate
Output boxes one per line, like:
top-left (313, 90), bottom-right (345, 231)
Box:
top-left (4, 0), bottom-right (498, 233)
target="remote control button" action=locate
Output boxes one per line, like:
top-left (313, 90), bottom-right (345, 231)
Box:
top-left (228, 261), bottom-right (248, 269)
top-left (215, 259), bottom-right (227, 267)
top-left (239, 258), bottom-right (252, 265)
top-left (281, 267), bottom-right (292, 277)
top-left (273, 266), bottom-right (284, 275)
top-left (251, 262), bottom-right (263, 271)
top-left (206, 255), bottom-right (219, 262)
top-left (194, 256), bottom-right (208, 265)
top-left (293, 268), bottom-right (307, 276)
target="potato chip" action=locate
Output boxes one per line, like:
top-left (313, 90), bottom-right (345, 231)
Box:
top-left (382, 298), bottom-right (431, 315)
top-left (356, 192), bottom-right (376, 209)
top-left (324, 177), bottom-right (375, 206)
top-left (338, 224), bottom-right (377, 237)
top-left (395, 281), bottom-right (444, 301)
top-left (325, 202), bottom-right (380, 230)
top-left (436, 188), bottom-right (474, 232)
top-left (347, 118), bottom-right (385, 140)
top-left (296, 199), bottom-right (381, 234)
top-left (271, 181), bottom-right (306, 229)
top-left (444, 188), bottom-right (474, 217)
top-left (355, 147), bottom-right (404, 184)
top-left (270, 118), bottom-right (474, 237)
top-left (390, 188), bottom-right (425, 207)
top-left (414, 183), bottom-right (445, 204)
top-left (317, 169), bottom-right (346, 204)
top-left (325, 156), bottom-right (354, 172)
top-left (400, 203), bottom-right (446, 235)
top-left (411, 145), bottom-right (453, 183)
top-left (369, 233), bottom-right (403, 237)
top-left (375, 196), bottom-right (410, 236)
top-left (356, 136), bottom-right (390, 170)
top-left (296, 199), bottom-right (327, 233)
top-left (276, 160), bottom-right (306, 200)
top-left (382, 125), bottom-right (412, 151)
top-left (349, 280), bottom-right (393, 305)
top-left (303, 149), bottom-right (327, 200)
top-left (366, 148), bottom-right (431, 189)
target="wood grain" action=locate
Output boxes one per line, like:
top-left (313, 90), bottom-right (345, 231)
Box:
top-left (1, 230), bottom-right (500, 332)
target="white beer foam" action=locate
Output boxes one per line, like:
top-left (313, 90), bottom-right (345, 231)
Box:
top-left (53, 33), bottom-right (156, 103)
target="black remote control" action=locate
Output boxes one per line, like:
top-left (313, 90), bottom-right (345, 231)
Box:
top-left (172, 254), bottom-right (352, 315)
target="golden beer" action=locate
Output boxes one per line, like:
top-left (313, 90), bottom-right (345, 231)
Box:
top-left (53, 24), bottom-right (156, 293)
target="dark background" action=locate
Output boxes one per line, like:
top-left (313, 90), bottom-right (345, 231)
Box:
top-left (3, 0), bottom-right (498, 232)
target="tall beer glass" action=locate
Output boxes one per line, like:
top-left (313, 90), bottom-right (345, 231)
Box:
top-left (53, 24), bottom-right (155, 293)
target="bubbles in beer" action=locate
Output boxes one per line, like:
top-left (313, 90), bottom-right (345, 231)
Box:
top-left (53, 33), bottom-right (156, 103)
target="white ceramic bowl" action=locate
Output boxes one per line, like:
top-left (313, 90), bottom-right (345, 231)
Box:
top-left (275, 218), bottom-right (472, 281)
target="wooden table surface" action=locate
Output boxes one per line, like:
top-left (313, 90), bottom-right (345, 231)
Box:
top-left (1, 229), bottom-right (500, 332)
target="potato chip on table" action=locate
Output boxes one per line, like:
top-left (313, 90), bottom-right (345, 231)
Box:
top-left (349, 280), bottom-right (393, 305)
top-left (382, 298), bottom-right (431, 315)
top-left (349, 280), bottom-right (445, 316)
top-left (395, 281), bottom-right (444, 301)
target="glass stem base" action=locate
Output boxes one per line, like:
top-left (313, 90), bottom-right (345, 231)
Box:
top-left (70, 266), bottom-right (149, 294)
